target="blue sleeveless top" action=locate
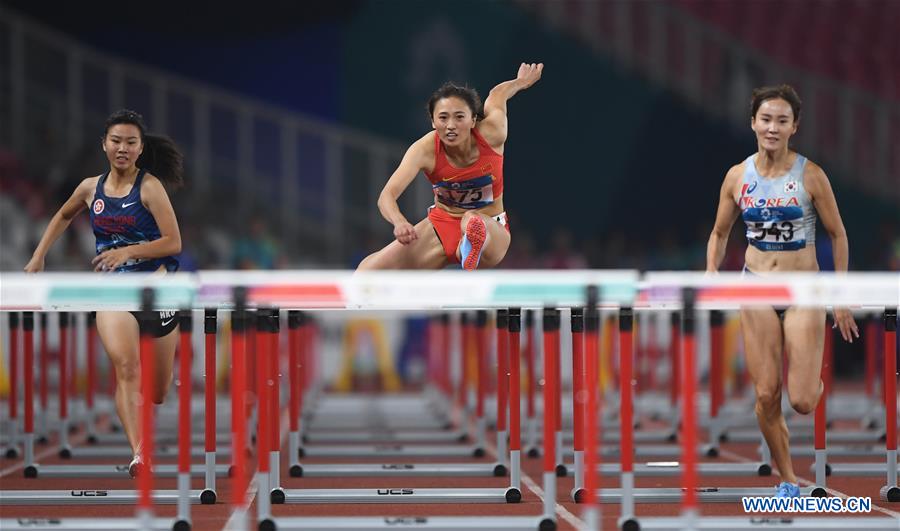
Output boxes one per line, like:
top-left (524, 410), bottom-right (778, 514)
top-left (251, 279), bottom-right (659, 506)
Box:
top-left (89, 169), bottom-right (179, 273)
top-left (736, 154), bottom-right (817, 252)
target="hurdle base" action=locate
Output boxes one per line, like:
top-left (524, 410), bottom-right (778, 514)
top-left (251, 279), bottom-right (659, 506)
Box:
top-left (493, 463), bottom-right (508, 477)
top-left (200, 489), bottom-right (217, 505)
top-left (702, 444), bottom-right (719, 458)
top-left (0, 517), bottom-right (180, 530)
top-left (818, 461), bottom-right (899, 476)
top-left (880, 485), bottom-right (900, 502)
top-left (280, 487), bottom-right (513, 504)
top-left (569, 461), bottom-right (772, 477)
top-left (504, 487), bottom-right (522, 503)
top-left (296, 463), bottom-right (505, 477)
top-left (289, 464), bottom-right (303, 477)
top-left (0, 489), bottom-right (206, 505)
top-left (571, 487), bottom-right (585, 503)
top-left (619, 516), bottom-right (640, 531)
top-left (596, 485), bottom-right (817, 503)
top-left (173, 519), bottom-right (190, 531)
top-left (267, 516), bottom-right (552, 530)
top-left (629, 516), bottom-right (900, 530)
top-left (271, 488), bottom-right (286, 504)
top-left (809, 486), bottom-right (827, 497)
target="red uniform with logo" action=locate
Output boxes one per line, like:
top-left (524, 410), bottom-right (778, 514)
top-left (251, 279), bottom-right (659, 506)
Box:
top-left (424, 128), bottom-right (509, 262)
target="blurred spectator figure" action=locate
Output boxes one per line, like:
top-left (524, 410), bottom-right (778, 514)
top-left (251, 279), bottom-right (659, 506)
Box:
top-left (544, 228), bottom-right (587, 269)
top-left (231, 215), bottom-right (282, 269)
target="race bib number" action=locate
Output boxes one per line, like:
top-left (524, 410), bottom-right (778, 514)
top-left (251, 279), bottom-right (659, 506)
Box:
top-left (743, 207), bottom-right (806, 251)
top-left (433, 175), bottom-right (494, 209)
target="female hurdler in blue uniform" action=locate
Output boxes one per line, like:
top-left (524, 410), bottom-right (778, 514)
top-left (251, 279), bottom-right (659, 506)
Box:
top-left (25, 110), bottom-right (184, 477)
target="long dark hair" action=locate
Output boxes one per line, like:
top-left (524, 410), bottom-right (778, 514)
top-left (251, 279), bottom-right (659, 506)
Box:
top-left (104, 109), bottom-right (185, 190)
top-left (426, 82), bottom-right (485, 121)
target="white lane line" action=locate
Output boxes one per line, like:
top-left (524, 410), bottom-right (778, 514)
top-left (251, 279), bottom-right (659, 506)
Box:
top-left (485, 430), bottom-right (586, 529)
top-left (718, 446), bottom-right (900, 519)
top-left (0, 433), bottom-right (88, 478)
top-left (521, 473), bottom-right (587, 530)
top-left (224, 409), bottom-right (291, 530)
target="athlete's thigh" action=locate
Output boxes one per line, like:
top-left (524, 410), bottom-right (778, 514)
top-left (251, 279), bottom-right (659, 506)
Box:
top-left (153, 325), bottom-right (180, 380)
top-left (95, 311), bottom-right (140, 368)
top-left (740, 307), bottom-right (784, 391)
top-left (782, 307), bottom-right (825, 394)
top-left (360, 218), bottom-right (447, 270)
top-left (479, 216), bottom-right (511, 268)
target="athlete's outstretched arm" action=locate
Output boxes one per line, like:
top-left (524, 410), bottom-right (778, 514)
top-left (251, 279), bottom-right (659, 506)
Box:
top-left (479, 63), bottom-right (544, 148)
top-left (805, 162), bottom-right (858, 341)
top-left (705, 165), bottom-right (741, 272)
top-left (92, 174), bottom-right (182, 272)
top-left (24, 178), bottom-right (93, 272)
top-left (377, 134), bottom-right (432, 245)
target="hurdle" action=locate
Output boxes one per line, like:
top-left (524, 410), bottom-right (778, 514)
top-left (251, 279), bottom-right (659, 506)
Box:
top-left (0, 291), bottom-right (200, 531)
top-left (14, 311), bottom-right (221, 504)
top-left (270, 305), bottom-right (553, 530)
top-left (567, 308), bottom-right (769, 493)
top-left (4, 275), bottom-right (896, 529)
top-left (0, 293), bottom-right (203, 520)
top-left (16, 310), bottom-right (223, 501)
top-left (272, 309), bottom-right (522, 505)
top-left (290, 311), bottom-right (507, 479)
top-left (3, 312), bottom-right (21, 459)
top-left (617, 273), bottom-right (900, 531)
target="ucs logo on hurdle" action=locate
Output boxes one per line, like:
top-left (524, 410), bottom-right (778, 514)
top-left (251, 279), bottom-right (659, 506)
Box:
top-left (384, 517), bottom-right (428, 526)
top-left (377, 488), bottom-right (414, 495)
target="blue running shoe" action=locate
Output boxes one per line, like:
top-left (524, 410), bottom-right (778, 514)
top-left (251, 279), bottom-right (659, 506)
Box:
top-left (775, 481), bottom-right (800, 498)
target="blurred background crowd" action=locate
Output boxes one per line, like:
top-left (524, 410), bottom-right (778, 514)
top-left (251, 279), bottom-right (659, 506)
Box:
top-left (1, 0), bottom-right (898, 272)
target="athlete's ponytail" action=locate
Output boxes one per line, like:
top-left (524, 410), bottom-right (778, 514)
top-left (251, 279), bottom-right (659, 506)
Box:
top-left (104, 109), bottom-right (185, 191)
top-left (137, 134), bottom-right (184, 190)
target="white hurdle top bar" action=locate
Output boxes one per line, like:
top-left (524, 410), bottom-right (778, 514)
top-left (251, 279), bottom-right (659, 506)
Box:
top-left (0, 270), bottom-right (638, 311)
top-left (0, 270), bottom-right (896, 311)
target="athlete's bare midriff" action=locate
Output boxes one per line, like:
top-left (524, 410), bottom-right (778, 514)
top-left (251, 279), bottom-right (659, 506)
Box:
top-left (744, 244), bottom-right (819, 273)
top-left (433, 195), bottom-right (505, 218)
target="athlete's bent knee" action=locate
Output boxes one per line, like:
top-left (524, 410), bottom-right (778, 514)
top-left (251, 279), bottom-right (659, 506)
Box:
top-left (790, 395), bottom-right (818, 415)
